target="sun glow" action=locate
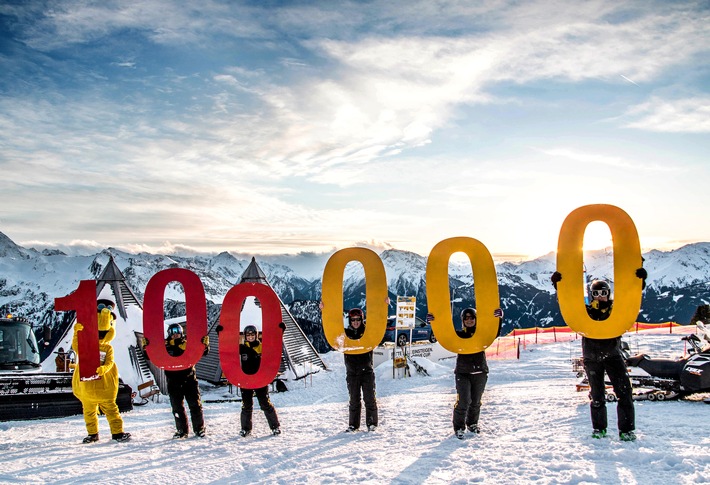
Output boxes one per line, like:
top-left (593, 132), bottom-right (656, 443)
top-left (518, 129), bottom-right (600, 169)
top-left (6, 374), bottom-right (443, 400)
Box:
top-left (582, 221), bottom-right (614, 251)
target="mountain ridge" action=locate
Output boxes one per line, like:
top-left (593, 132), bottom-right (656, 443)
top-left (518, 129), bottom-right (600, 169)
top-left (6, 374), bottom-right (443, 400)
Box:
top-left (1, 231), bottom-right (708, 355)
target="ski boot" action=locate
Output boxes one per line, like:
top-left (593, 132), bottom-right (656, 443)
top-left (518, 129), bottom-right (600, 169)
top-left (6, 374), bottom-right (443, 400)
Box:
top-left (195, 429), bottom-right (206, 438)
top-left (82, 433), bottom-right (99, 444)
top-left (467, 424), bottom-right (480, 434)
top-left (239, 429), bottom-right (251, 438)
top-left (367, 424), bottom-right (377, 432)
top-left (271, 428), bottom-right (281, 436)
top-left (619, 431), bottom-right (637, 442)
top-left (112, 432), bottom-right (131, 442)
top-left (455, 429), bottom-right (465, 440)
top-left (345, 425), bottom-right (358, 433)
top-left (173, 431), bottom-right (189, 439)
top-left (591, 429), bottom-right (607, 439)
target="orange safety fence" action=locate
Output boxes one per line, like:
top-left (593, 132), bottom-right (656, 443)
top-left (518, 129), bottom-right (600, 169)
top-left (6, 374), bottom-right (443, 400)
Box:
top-left (485, 321), bottom-right (697, 360)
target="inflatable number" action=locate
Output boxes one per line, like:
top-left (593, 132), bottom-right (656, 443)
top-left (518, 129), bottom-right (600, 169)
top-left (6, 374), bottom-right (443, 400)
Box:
top-left (321, 248), bottom-right (387, 354)
top-left (143, 268), bottom-right (208, 370)
top-left (219, 282), bottom-right (283, 389)
top-left (55, 280), bottom-right (100, 380)
top-left (556, 204), bottom-right (643, 339)
top-left (426, 237), bottom-right (500, 353)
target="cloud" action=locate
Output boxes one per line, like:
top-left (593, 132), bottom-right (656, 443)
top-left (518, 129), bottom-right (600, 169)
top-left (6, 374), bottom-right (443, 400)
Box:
top-left (538, 147), bottom-right (679, 172)
top-left (20, 239), bottom-right (106, 257)
top-left (623, 97), bottom-right (710, 133)
top-left (2, 1), bottom-right (708, 257)
top-left (11, 1), bottom-right (264, 50)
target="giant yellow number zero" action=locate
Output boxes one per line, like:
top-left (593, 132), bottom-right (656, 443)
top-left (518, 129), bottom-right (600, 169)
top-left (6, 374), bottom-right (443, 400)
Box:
top-left (426, 237), bottom-right (500, 353)
top-left (556, 204), bottom-right (643, 339)
top-left (321, 248), bottom-right (387, 354)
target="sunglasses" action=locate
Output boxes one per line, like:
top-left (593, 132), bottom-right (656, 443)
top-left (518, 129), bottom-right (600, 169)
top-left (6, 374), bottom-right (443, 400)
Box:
top-left (350, 318), bottom-right (362, 323)
top-left (97, 303), bottom-right (114, 312)
top-left (591, 289), bottom-right (609, 298)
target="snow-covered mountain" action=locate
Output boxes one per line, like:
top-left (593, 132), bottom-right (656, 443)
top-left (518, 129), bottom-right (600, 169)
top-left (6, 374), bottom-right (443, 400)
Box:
top-left (1, 231), bottom-right (708, 357)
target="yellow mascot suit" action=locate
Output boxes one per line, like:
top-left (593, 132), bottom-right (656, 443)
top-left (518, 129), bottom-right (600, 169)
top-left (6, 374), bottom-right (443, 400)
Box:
top-left (72, 299), bottom-right (131, 443)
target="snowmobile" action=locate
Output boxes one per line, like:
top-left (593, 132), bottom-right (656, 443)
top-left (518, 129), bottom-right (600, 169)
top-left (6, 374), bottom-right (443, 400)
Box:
top-left (574, 322), bottom-right (710, 402)
top-left (623, 321), bottom-right (710, 401)
top-left (0, 314), bottom-right (133, 421)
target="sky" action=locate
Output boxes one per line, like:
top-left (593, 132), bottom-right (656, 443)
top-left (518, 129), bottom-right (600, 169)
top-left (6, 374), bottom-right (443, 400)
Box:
top-left (1, 1), bottom-right (709, 261)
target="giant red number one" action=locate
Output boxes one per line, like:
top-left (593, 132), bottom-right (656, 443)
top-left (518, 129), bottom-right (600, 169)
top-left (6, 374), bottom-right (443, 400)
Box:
top-left (55, 280), bottom-right (100, 380)
top-left (219, 282), bottom-right (283, 389)
top-left (143, 268), bottom-right (208, 370)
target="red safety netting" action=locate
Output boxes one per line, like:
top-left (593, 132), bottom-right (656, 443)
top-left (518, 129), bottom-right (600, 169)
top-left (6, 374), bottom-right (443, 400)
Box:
top-left (485, 322), bottom-right (696, 360)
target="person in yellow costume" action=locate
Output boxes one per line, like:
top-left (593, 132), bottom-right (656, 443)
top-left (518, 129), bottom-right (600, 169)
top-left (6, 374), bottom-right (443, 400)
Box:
top-left (72, 298), bottom-right (131, 443)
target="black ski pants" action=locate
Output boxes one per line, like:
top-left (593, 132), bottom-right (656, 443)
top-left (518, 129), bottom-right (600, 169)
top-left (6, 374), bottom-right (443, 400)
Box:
top-left (453, 372), bottom-right (487, 431)
top-left (584, 354), bottom-right (635, 433)
top-left (346, 371), bottom-right (378, 429)
top-left (167, 375), bottom-right (205, 435)
top-left (241, 386), bottom-right (280, 431)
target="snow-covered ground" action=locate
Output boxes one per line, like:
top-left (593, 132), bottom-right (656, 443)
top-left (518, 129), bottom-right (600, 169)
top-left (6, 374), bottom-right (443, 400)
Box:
top-left (1, 333), bottom-right (708, 484)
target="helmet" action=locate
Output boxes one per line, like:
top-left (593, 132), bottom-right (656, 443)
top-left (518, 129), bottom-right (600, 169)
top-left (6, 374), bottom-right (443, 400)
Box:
top-left (243, 325), bottom-right (258, 336)
top-left (348, 308), bottom-right (364, 324)
top-left (589, 280), bottom-right (611, 298)
top-left (97, 298), bottom-right (115, 311)
top-left (461, 308), bottom-right (477, 322)
top-left (167, 323), bottom-right (184, 337)
top-left (97, 298), bottom-right (117, 321)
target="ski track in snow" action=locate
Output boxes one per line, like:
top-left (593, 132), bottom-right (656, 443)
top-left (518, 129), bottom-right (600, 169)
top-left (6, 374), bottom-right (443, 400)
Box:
top-left (1, 335), bottom-right (709, 484)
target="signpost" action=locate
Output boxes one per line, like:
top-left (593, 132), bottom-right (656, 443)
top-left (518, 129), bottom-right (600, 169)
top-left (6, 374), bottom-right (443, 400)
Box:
top-left (393, 296), bottom-right (416, 378)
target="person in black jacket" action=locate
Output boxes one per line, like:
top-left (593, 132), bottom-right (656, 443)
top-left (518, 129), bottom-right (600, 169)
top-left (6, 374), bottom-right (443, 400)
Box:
top-left (344, 308), bottom-right (378, 432)
top-left (551, 269), bottom-right (647, 441)
top-left (238, 324), bottom-right (284, 437)
top-left (452, 307), bottom-right (503, 439)
top-left (164, 323), bottom-right (209, 439)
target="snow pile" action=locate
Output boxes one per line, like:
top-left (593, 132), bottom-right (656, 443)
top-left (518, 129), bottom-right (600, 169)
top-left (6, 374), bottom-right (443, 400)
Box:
top-left (1, 334), bottom-right (709, 484)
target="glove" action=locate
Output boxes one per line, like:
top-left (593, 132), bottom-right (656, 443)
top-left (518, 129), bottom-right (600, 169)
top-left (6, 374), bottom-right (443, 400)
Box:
top-left (178, 340), bottom-right (187, 351)
top-left (216, 325), bottom-right (223, 334)
top-left (168, 338), bottom-right (176, 346)
top-left (278, 322), bottom-right (286, 332)
top-left (142, 337), bottom-right (150, 347)
top-left (75, 323), bottom-right (84, 333)
top-left (96, 366), bottom-right (107, 376)
top-left (550, 271), bottom-right (562, 289)
top-left (635, 267), bottom-right (647, 290)
top-left (201, 335), bottom-right (210, 347)
top-left (493, 308), bottom-right (504, 318)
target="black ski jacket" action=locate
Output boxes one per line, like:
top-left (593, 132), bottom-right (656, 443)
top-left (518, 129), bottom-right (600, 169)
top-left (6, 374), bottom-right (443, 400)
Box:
top-left (453, 317), bottom-right (502, 374)
top-left (582, 299), bottom-right (623, 360)
top-left (165, 336), bottom-right (209, 380)
top-left (344, 324), bottom-right (374, 375)
top-left (239, 340), bottom-right (262, 375)
top-left (454, 326), bottom-right (488, 374)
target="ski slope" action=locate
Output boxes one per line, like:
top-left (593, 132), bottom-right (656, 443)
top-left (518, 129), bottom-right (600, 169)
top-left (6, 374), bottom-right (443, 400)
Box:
top-left (1, 333), bottom-right (708, 484)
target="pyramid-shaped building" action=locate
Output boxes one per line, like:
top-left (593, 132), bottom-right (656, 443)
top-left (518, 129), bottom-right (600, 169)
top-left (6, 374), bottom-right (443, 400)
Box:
top-left (195, 257), bottom-right (327, 384)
